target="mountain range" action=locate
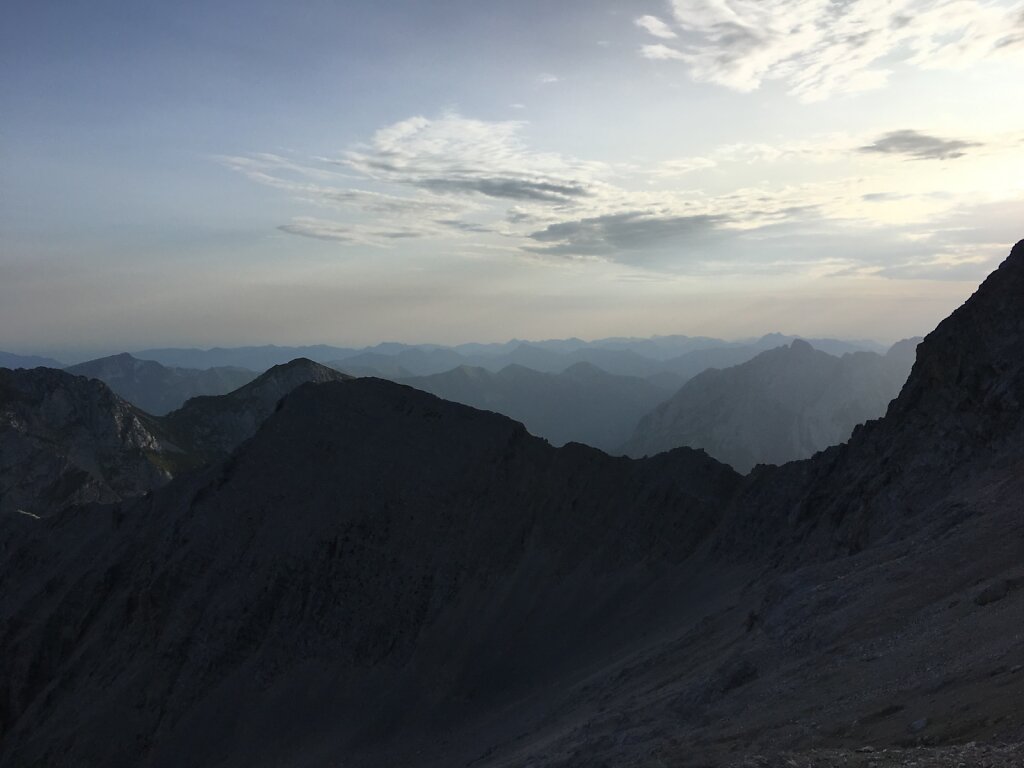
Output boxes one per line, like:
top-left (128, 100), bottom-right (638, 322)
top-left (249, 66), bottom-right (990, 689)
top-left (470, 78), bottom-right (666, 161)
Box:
top-left (0, 241), bottom-right (1021, 766)
top-left (398, 362), bottom-right (669, 452)
top-left (626, 338), bottom-right (920, 471)
top-left (66, 353), bottom-right (258, 415)
top-left (15, 338), bottom-right (915, 463)
top-left (0, 350), bottom-right (65, 370)
top-left (118, 332), bottom-right (884, 379)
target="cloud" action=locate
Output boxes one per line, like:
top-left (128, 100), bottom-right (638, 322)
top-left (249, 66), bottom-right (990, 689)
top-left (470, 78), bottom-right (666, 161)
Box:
top-left (537, 73), bottom-right (560, 84)
top-left (635, 15), bottom-right (677, 39)
top-left (862, 192), bottom-right (911, 202)
top-left (857, 129), bottom-right (982, 160)
top-left (527, 212), bottom-right (731, 257)
top-left (640, 43), bottom-right (687, 60)
top-left (635, 0), bottom-right (1024, 100)
top-left (278, 218), bottom-right (430, 247)
top-left (417, 177), bottom-right (591, 202)
top-left (223, 112), bottom-right (1022, 280)
top-left (342, 114), bottom-right (607, 203)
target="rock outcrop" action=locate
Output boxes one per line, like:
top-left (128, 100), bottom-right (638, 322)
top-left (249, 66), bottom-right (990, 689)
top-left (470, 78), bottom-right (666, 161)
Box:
top-left (0, 367), bottom-right (176, 516)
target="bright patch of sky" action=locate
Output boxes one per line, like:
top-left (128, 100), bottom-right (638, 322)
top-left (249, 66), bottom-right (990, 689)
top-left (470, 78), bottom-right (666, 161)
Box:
top-left (2, 0), bottom-right (1023, 353)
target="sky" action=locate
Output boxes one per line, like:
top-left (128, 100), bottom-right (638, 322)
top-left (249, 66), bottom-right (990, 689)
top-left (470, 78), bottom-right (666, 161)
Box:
top-left (2, 0), bottom-right (1023, 357)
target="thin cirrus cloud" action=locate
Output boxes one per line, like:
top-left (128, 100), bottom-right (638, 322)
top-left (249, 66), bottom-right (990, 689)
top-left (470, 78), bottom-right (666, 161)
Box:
top-left (278, 218), bottom-right (431, 246)
top-left (635, 0), bottom-right (1024, 100)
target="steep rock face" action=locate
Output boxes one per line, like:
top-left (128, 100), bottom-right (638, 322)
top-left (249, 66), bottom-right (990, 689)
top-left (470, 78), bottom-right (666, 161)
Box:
top-left (626, 339), bottom-right (917, 472)
top-left (161, 358), bottom-right (351, 459)
top-left (727, 240), bottom-right (1024, 556)
top-left (0, 379), bottom-right (738, 767)
top-left (400, 362), bottom-right (668, 452)
top-left (0, 368), bottom-right (176, 516)
top-left (66, 353), bottom-right (257, 415)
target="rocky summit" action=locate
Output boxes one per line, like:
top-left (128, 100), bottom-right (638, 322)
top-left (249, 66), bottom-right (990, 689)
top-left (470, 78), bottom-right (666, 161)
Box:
top-left (0, 242), bottom-right (1021, 767)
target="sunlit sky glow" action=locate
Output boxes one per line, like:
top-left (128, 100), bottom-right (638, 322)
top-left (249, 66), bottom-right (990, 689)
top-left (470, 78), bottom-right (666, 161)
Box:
top-left (3, 0), bottom-right (1023, 356)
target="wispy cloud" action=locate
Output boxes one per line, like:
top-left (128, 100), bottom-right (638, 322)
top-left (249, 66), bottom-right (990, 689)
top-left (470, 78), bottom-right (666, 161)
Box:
top-left (635, 0), bottom-right (1024, 100)
top-left (223, 113), bottom-right (1023, 279)
top-left (857, 129), bottom-right (982, 160)
top-left (278, 218), bottom-right (431, 247)
top-left (342, 114), bottom-right (607, 203)
top-left (635, 15), bottom-right (677, 39)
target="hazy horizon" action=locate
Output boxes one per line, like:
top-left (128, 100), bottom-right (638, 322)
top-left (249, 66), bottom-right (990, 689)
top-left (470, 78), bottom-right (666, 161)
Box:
top-left (6, 328), bottom-right (910, 367)
top-left (4, 1), bottom-right (1023, 353)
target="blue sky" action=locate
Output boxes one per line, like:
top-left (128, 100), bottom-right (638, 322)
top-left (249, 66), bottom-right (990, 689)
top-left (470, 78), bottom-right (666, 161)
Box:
top-left (3, 0), bottom-right (1023, 355)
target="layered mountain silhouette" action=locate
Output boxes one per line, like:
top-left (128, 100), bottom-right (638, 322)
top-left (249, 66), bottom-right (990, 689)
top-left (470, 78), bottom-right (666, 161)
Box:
top-left (0, 241), bottom-right (1021, 767)
top-left (399, 362), bottom-right (668, 451)
top-left (132, 334), bottom-right (882, 381)
top-left (626, 338), bottom-right (919, 471)
top-left (660, 332), bottom-right (885, 381)
top-left (0, 350), bottom-right (64, 369)
top-left (160, 358), bottom-right (350, 459)
top-left (66, 353), bottom-right (257, 415)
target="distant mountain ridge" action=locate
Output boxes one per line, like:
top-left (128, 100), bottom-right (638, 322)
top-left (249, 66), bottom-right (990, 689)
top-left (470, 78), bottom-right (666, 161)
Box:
top-left (66, 353), bottom-right (257, 415)
top-left (0, 350), bottom-right (65, 369)
top-left (134, 333), bottom-right (886, 378)
top-left (626, 338), bottom-right (919, 471)
top-left (399, 361), bottom-right (668, 451)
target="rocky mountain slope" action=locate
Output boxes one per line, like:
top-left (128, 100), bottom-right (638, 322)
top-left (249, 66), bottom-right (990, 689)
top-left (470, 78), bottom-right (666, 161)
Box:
top-left (400, 362), bottom-right (669, 451)
top-left (0, 242), bottom-right (1021, 767)
top-left (0, 367), bottom-right (176, 516)
top-left (626, 338), bottom-right (918, 472)
top-left (0, 359), bottom-right (348, 517)
top-left (66, 353), bottom-right (257, 415)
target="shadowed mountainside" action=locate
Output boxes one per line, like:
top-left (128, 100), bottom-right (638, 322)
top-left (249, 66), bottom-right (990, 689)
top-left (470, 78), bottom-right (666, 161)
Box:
top-left (0, 242), bottom-right (1022, 767)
